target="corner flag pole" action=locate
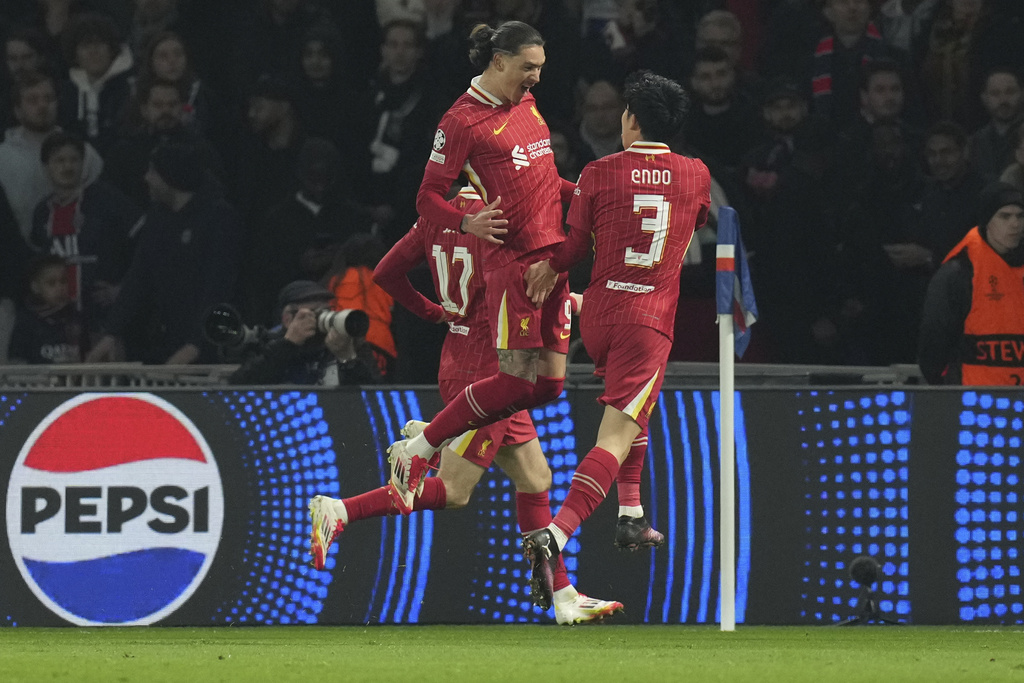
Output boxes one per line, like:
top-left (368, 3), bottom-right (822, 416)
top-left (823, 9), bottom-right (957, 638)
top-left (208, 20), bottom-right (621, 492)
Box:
top-left (718, 312), bottom-right (736, 632)
top-left (715, 206), bottom-right (756, 633)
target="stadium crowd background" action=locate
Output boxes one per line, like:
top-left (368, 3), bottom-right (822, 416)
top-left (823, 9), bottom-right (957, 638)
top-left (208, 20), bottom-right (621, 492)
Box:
top-left (0, 0), bottom-right (1022, 381)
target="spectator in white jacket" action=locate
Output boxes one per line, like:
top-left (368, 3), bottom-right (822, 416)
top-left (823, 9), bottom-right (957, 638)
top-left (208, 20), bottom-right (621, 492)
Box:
top-left (0, 71), bottom-right (103, 239)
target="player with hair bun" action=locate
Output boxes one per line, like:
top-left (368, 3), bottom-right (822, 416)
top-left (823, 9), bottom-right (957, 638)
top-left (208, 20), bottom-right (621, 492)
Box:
top-left (385, 21), bottom-right (579, 517)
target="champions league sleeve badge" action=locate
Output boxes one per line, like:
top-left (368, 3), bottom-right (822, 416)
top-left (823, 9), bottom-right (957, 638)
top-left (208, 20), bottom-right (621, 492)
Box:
top-left (430, 128), bottom-right (446, 164)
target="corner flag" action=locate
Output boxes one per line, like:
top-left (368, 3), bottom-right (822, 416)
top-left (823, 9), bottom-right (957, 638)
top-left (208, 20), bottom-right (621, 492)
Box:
top-left (715, 206), bottom-right (756, 633)
top-left (715, 207), bottom-right (758, 358)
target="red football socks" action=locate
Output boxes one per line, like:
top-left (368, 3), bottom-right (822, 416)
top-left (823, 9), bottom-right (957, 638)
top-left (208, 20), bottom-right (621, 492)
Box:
top-left (342, 486), bottom-right (395, 522)
top-left (343, 478), bottom-right (447, 522)
top-left (533, 375), bottom-right (564, 404)
top-left (616, 432), bottom-right (648, 508)
top-left (423, 371), bottom-right (537, 446)
top-left (413, 477), bottom-right (447, 511)
top-left (552, 447), bottom-right (620, 538)
top-left (517, 490), bottom-right (570, 591)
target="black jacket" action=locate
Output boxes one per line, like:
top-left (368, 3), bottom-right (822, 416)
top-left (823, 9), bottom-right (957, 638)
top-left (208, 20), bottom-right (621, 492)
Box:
top-left (918, 246), bottom-right (1024, 384)
top-left (229, 335), bottom-right (380, 386)
top-left (31, 180), bottom-right (142, 330)
top-left (106, 185), bottom-right (241, 363)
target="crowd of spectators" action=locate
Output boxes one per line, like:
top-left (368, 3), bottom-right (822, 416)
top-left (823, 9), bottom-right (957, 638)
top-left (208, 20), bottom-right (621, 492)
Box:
top-left (0, 0), bottom-right (1021, 381)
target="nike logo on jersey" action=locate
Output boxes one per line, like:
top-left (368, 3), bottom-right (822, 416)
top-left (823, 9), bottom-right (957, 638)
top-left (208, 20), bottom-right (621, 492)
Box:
top-left (559, 330), bottom-right (571, 340)
top-left (512, 145), bottom-right (530, 170)
top-left (493, 119), bottom-right (511, 135)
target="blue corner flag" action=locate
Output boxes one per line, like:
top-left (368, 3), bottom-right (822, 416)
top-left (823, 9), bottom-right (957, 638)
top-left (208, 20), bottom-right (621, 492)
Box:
top-left (715, 207), bottom-right (758, 358)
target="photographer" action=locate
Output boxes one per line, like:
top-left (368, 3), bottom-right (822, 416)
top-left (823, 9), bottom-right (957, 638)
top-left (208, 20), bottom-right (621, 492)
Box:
top-left (228, 280), bottom-right (380, 386)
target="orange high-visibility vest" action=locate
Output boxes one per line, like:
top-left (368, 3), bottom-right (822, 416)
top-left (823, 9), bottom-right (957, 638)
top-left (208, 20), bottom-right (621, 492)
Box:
top-left (328, 265), bottom-right (397, 364)
top-left (943, 227), bottom-right (1024, 385)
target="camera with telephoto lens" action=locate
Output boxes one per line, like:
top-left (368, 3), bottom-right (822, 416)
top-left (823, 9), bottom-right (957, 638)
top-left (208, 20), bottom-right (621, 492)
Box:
top-left (314, 308), bottom-right (370, 338)
top-left (204, 303), bottom-right (370, 348)
top-left (203, 304), bottom-right (271, 347)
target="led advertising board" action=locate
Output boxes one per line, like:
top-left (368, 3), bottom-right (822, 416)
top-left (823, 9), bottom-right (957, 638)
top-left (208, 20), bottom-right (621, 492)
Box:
top-left (0, 388), bottom-right (1019, 626)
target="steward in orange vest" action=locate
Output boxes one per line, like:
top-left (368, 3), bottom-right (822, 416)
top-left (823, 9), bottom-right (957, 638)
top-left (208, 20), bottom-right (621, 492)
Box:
top-left (918, 183), bottom-right (1024, 385)
top-left (325, 235), bottom-right (396, 378)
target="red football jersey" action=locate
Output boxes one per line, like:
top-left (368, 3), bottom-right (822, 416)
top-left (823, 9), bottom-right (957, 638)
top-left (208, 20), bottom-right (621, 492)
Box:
top-left (380, 188), bottom-right (496, 383)
top-left (418, 76), bottom-right (564, 267)
top-left (554, 141), bottom-right (711, 339)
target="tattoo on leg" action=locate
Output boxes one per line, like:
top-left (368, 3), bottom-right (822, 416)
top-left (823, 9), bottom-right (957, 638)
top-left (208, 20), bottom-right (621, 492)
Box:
top-left (498, 348), bottom-right (540, 381)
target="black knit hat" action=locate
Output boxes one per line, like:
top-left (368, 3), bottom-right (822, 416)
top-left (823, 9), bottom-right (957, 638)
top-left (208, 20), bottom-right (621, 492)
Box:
top-left (978, 182), bottom-right (1024, 238)
top-left (150, 142), bottom-right (204, 192)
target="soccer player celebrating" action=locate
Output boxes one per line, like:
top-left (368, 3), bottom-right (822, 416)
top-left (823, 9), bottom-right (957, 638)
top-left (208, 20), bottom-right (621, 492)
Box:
top-left (386, 21), bottom-right (580, 512)
top-left (308, 187), bottom-right (622, 624)
top-left (520, 71), bottom-right (711, 607)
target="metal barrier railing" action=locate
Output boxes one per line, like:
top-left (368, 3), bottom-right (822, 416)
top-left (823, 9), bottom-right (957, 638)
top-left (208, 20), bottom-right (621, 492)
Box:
top-left (0, 364), bottom-right (241, 388)
top-left (0, 362), bottom-right (925, 389)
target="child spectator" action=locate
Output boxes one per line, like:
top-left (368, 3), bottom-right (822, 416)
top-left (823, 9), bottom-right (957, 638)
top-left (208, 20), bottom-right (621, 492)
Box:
top-left (31, 130), bottom-right (142, 341)
top-left (8, 254), bottom-right (84, 364)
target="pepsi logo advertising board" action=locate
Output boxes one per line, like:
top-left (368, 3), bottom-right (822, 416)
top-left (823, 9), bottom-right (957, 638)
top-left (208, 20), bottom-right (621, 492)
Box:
top-left (5, 393), bottom-right (224, 625)
top-left (0, 387), bottom-right (1019, 626)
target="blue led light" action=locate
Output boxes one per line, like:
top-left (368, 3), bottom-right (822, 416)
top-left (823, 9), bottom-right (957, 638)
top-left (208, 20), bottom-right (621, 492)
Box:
top-left (472, 392), bottom-right (577, 623)
top-left (797, 391), bottom-right (910, 623)
top-left (693, 392), bottom-right (715, 624)
top-left (0, 394), bottom-right (26, 625)
top-left (955, 391), bottom-right (1024, 624)
top-left (208, 391), bottom-right (337, 624)
top-left (672, 393), bottom-right (691, 623)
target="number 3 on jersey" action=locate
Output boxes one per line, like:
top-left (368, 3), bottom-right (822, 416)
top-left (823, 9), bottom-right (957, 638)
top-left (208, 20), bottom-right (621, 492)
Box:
top-left (624, 194), bottom-right (670, 268)
top-left (432, 244), bottom-right (474, 315)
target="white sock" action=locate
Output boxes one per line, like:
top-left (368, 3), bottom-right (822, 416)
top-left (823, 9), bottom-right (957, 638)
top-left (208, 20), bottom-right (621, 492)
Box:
top-left (553, 585), bottom-right (578, 605)
top-left (330, 498), bottom-right (349, 525)
top-left (548, 524), bottom-right (569, 552)
top-left (407, 431), bottom-right (439, 453)
top-left (618, 505), bottom-right (643, 519)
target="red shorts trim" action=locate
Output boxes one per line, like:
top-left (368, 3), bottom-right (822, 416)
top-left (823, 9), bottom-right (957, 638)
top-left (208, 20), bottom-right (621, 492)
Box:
top-left (581, 323), bottom-right (671, 430)
top-left (484, 245), bottom-right (571, 354)
top-left (438, 378), bottom-right (538, 468)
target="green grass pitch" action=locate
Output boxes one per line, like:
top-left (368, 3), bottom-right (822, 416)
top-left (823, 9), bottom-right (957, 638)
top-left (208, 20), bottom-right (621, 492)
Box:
top-left (2, 625), bottom-right (1023, 682)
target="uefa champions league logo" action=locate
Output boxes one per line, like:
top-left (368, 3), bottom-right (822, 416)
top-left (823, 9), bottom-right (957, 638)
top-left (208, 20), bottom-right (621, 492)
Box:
top-left (6, 393), bottom-right (224, 626)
